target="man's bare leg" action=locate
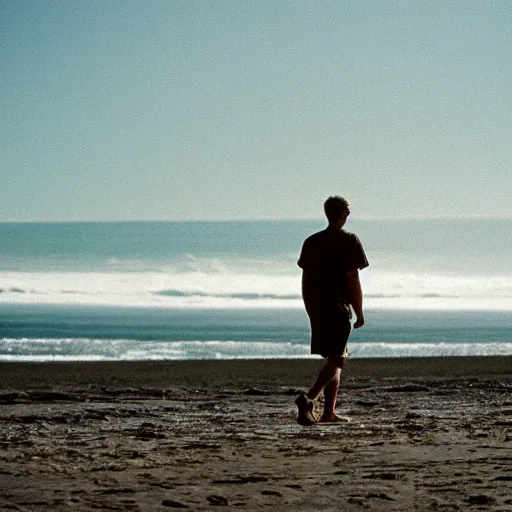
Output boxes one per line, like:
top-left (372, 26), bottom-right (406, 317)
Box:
top-left (319, 369), bottom-right (340, 419)
top-left (318, 363), bottom-right (350, 422)
top-left (306, 356), bottom-right (343, 401)
top-left (295, 356), bottom-right (340, 426)
top-left (296, 355), bottom-right (347, 426)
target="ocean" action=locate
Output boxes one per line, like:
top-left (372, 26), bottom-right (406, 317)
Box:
top-left (1, 219), bottom-right (511, 361)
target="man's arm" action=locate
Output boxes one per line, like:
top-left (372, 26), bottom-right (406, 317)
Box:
top-left (347, 269), bottom-right (364, 328)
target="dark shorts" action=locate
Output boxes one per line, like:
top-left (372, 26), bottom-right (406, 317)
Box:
top-left (305, 301), bottom-right (352, 358)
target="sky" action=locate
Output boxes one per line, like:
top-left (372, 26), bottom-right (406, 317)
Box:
top-left (1, 1), bottom-right (511, 222)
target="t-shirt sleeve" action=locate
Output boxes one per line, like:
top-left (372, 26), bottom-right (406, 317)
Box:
top-left (347, 235), bottom-right (369, 271)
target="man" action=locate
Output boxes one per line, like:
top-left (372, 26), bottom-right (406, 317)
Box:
top-left (295, 196), bottom-right (369, 425)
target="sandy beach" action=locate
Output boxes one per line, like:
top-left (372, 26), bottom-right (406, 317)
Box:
top-left (1, 357), bottom-right (511, 511)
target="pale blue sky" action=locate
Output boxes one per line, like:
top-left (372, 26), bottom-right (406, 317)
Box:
top-left (2, 1), bottom-right (511, 221)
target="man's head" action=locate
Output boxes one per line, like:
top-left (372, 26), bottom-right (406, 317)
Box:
top-left (324, 196), bottom-right (350, 227)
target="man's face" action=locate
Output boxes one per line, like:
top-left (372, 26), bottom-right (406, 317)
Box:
top-left (339, 208), bottom-right (350, 227)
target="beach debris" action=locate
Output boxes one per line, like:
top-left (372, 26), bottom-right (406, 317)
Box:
top-left (99, 488), bottom-right (137, 494)
top-left (207, 494), bottom-right (229, 506)
top-left (396, 421), bottom-right (425, 432)
top-left (421, 434), bottom-right (438, 444)
top-left (162, 499), bottom-right (190, 508)
top-left (212, 474), bottom-right (270, 484)
top-left (134, 422), bottom-right (166, 439)
top-left (347, 496), bottom-right (366, 505)
top-left (366, 492), bottom-right (395, 501)
top-left (382, 384), bottom-right (430, 392)
top-left (355, 399), bottom-right (380, 407)
top-left (280, 387), bottom-right (304, 395)
top-left (283, 483), bottom-right (303, 489)
top-left (362, 472), bottom-right (403, 480)
top-left (494, 419), bottom-right (512, 426)
top-left (261, 490), bottom-right (282, 496)
top-left (82, 409), bottom-right (109, 421)
top-left (0, 391), bottom-right (30, 404)
top-left (243, 388), bottom-right (271, 395)
top-left (183, 441), bottom-right (221, 450)
top-left (27, 390), bottom-right (84, 402)
top-left (197, 401), bottom-right (222, 410)
top-left (467, 494), bottom-right (496, 505)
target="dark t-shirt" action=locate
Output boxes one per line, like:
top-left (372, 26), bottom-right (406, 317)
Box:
top-left (298, 227), bottom-right (369, 305)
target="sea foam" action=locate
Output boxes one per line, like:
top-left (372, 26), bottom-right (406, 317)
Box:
top-left (2, 337), bottom-right (512, 362)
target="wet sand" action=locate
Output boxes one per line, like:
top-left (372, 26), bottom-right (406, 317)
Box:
top-left (1, 357), bottom-right (511, 511)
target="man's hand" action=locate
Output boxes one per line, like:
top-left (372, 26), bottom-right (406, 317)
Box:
top-left (353, 315), bottom-right (364, 329)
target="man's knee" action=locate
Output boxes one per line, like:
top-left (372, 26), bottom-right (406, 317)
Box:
top-left (326, 355), bottom-right (345, 369)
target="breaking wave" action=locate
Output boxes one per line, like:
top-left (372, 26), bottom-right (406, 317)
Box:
top-left (1, 267), bottom-right (511, 310)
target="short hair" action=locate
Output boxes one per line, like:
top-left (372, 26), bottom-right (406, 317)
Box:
top-left (324, 196), bottom-right (350, 223)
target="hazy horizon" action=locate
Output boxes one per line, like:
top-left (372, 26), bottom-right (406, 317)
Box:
top-left (1, 214), bottom-right (512, 226)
